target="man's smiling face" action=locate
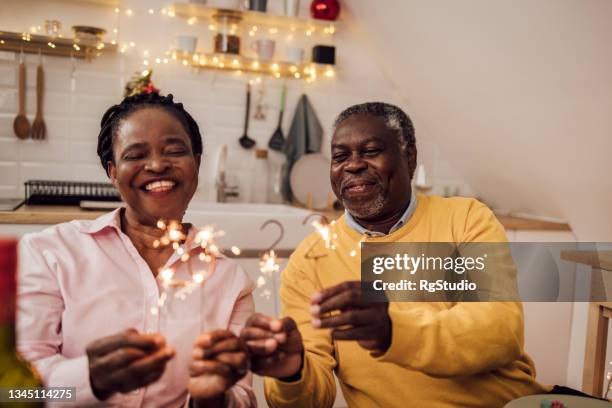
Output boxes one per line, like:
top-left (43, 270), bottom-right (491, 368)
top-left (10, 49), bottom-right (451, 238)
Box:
top-left (330, 113), bottom-right (416, 222)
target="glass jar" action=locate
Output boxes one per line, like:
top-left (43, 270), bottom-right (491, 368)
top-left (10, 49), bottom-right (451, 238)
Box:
top-left (251, 149), bottom-right (269, 203)
top-left (213, 11), bottom-right (242, 55)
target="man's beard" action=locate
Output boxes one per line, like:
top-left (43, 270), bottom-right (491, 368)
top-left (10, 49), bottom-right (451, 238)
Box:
top-left (342, 191), bottom-right (387, 219)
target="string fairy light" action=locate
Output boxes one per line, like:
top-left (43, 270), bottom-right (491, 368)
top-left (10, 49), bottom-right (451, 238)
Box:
top-left (6, 4), bottom-right (336, 82)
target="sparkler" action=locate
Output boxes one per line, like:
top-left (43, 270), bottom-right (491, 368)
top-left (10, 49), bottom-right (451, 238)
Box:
top-left (256, 221), bottom-right (284, 316)
top-left (302, 213), bottom-right (365, 259)
top-left (150, 219), bottom-right (234, 322)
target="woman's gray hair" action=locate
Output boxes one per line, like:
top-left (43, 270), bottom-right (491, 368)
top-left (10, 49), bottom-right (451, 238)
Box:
top-left (333, 102), bottom-right (415, 150)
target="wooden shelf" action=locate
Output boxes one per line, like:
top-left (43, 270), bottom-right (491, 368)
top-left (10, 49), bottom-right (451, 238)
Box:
top-left (494, 213), bottom-right (571, 231)
top-left (60, 0), bottom-right (119, 5)
top-left (560, 250), bottom-right (612, 272)
top-left (0, 31), bottom-right (116, 60)
top-left (170, 2), bottom-right (337, 33)
top-left (176, 51), bottom-right (335, 80)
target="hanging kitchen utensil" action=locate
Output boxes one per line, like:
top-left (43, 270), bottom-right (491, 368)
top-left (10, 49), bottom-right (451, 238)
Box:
top-left (253, 83), bottom-right (267, 120)
top-left (239, 82), bottom-right (256, 149)
top-left (13, 49), bottom-right (30, 140)
top-left (268, 85), bottom-right (286, 151)
top-left (31, 50), bottom-right (46, 140)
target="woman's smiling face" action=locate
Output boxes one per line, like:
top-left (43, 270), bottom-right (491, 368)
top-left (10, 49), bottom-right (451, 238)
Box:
top-left (108, 107), bottom-right (201, 226)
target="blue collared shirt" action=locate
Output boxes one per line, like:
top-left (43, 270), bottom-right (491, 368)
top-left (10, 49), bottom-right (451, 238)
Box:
top-left (344, 190), bottom-right (417, 237)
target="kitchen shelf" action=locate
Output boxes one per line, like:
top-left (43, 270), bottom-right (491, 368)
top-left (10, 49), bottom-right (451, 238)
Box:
top-left (170, 2), bottom-right (337, 33)
top-left (0, 31), bottom-right (116, 60)
top-left (178, 51), bottom-right (335, 80)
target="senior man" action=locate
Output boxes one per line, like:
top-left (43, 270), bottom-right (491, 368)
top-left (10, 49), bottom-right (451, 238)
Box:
top-left (241, 102), bottom-right (547, 407)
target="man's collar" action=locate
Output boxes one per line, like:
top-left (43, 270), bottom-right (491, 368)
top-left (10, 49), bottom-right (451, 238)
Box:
top-left (344, 190), bottom-right (417, 237)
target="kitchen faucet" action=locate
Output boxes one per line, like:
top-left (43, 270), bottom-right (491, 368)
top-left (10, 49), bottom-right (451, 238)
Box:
top-left (215, 144), bottom-right (239, 203)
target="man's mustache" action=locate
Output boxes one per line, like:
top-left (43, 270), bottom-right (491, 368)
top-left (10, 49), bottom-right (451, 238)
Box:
top-left (340, 176), bottom-right (382, 192)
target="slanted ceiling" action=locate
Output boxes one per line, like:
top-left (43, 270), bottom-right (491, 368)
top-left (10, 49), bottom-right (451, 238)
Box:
top-left (346, 0), bottom-right (612, 240)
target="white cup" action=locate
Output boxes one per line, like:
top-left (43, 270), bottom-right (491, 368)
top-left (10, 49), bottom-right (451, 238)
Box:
top-left (210, 0), bottom-right (240, 9)
top-left (284, 0), bottom-right (300, 17)
top-left (252, 39), bottom-right (275, 60)
top-left (285, 47), bottom-right (304, 64)
top-left (176, 35), bottom-right (197, 53)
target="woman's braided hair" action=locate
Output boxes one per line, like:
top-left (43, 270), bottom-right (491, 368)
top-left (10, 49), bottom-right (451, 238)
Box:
top-left (97, 92), bottom-right (203, 176)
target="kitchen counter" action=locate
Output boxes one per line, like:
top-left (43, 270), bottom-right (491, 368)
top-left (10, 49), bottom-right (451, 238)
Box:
top-left (0, 205), bottom-right (572, 231)
top-left (0, 205), bottom-right (105, 225)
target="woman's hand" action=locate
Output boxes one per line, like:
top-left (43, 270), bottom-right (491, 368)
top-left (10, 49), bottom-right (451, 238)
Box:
top-left (86, 328), bottom-right (175, 400)
top-left (188, 330), bottom-right (249, 407)
top-left (240, 313), bottom-right (304, 380)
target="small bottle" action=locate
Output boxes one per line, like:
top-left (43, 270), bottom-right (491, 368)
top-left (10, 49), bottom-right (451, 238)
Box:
top-left (267, 151), bottom-right (285, 204)
top-left (0, 238), bottom-right (44, 407)
top-left (251, 149), bottom-right (269, 203)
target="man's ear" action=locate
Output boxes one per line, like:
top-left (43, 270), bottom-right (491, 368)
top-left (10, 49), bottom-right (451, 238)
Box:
top-left (107, 161), bottom-right (118, 187)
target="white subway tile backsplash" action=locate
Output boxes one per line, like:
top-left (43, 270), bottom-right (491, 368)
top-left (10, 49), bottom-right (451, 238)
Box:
top-left (212, 105), bottom-right (245, 128)
top-left (19, 162), bottom-right (70, 184)
top-left (0, 52), bottom-right (16, 62)
top-left (19, 140), bottom-right (72, 162)
top-left (0, 89), bottom-right (16, 114)
top-left (74, 72), bottom-right (122, 96)
top-left (68, 117), bottom-right (101, 141)
top-left (69, 142), bottom-right (100, 164)
top-left (0, 185), bottom-right (20, 199)
top-left (0, 138), bottom-right (20, 161)
top-left (68, 164), bottom-right (108, 182)
top-left (0, 65), bottom-right (16, 87)
top-left (25, 91), bottom-right (72, 116)
top-left (73, 94), bottom-right (120, 117)
top-left (0, 161), bottom-right (19, 185)
top-left (26, 67), bottom-right (72, 92)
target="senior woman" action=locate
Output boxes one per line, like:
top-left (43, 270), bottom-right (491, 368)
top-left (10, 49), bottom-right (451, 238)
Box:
top-left (17, 92), bottom-right (256, 407)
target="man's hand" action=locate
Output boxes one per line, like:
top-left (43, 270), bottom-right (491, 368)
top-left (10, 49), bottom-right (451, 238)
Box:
top-left (188, 330), bottom-right (248, 406)
top-left (86, 328), bottom-right (175, 400)
top-left (240, 313), bottom-right (304, 379)
top-left (311, 281), bottom-right (391, 357)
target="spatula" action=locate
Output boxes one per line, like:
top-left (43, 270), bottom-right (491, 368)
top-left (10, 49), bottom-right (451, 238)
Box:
top-left (13, 50), bottom-right (30, 140)
top-left (239, 83), bottom-right (256, 149)
top-left (31, 51), bottom-right (46, 140)
top-left (268, 85), bottom-right (286, 151)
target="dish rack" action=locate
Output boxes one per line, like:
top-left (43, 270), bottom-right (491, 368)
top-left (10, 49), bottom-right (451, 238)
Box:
top-left (24, 180), bottom-right (121, 205)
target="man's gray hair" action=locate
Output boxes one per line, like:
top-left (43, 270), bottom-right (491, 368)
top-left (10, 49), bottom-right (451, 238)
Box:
top-left (333, 102), bottom-right (415, 150)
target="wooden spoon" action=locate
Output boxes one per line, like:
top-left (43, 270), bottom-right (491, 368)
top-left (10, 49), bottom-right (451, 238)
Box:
top-left (13, 57), bottom-right (30, 140)
top-left (31, 55), bottom-right (46, 140)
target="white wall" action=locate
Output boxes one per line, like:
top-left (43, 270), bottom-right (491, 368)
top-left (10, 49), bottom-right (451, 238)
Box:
top-left (345, 0), bottom-right (612, 241)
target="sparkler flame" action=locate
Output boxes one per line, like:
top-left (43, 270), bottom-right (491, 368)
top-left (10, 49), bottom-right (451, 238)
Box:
top-left (152, 219), bottom-right (241, 316)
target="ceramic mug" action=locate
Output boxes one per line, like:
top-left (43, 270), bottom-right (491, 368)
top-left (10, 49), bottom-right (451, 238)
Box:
top-left (285, 47), bottom-right (304, 64)
top-left (176, 35), bottom-right (198, 53)
top-left (252, 39), bottom-right (275, 60)
top-left (246, 0), bottom-right (267, 12)
top-left (284, 0), bottom-right (300, 17)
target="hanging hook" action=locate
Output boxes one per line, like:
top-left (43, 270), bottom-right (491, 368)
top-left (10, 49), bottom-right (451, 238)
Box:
top-left (302, 213), bottom-right (329, 226)
top-left (260, 219), bottom-right (284, 252)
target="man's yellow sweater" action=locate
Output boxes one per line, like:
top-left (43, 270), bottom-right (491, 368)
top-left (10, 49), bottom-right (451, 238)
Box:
top-left (265, 195), bottom-right (548, 408)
